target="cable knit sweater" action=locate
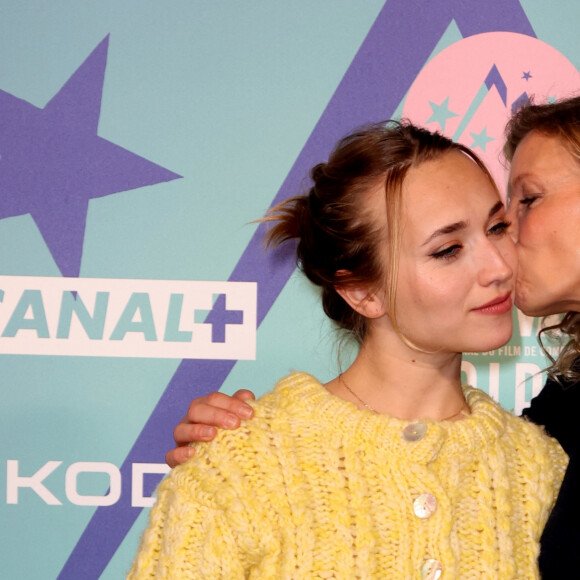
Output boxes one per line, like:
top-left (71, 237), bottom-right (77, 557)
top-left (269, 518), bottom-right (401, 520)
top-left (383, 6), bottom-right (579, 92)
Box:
top-left (128, 372), bottom-right (567, 579)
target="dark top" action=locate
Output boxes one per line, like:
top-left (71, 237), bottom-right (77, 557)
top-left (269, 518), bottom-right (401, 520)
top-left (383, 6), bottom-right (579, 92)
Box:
top-left (522, 371), bottom-right (580, 579)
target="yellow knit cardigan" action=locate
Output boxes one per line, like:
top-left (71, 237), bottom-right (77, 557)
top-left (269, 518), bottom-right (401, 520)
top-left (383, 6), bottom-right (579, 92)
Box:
top-left (128, 372), bottom-right (567, 579)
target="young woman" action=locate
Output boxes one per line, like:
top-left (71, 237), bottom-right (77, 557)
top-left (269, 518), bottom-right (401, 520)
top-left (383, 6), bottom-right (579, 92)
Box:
top-left (503, 95), bottom-right (580, 579)
top-left (129, 121), bottom-right (566, 579)
top-left (168, 97), bottom-right (580, 579)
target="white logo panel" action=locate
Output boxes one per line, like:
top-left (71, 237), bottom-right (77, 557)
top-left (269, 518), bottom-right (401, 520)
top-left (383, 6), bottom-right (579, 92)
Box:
top-left (0, 276), bottom-right (257, 359)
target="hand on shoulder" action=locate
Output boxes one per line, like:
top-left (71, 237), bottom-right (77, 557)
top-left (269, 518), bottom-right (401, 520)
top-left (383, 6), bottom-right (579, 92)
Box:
top-left (165, 389), bottom-right (256, 467)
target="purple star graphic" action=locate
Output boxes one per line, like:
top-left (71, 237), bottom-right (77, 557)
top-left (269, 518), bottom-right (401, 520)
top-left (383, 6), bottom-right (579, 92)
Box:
top-left (0, 35), bottom-right (182, 278)
top-left (522, 70), bottom-right (533, 80)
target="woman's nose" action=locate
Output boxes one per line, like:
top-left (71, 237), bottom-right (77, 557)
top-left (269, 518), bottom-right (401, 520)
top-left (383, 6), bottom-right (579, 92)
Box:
top-left (478, 241), bottom-right (514, 287)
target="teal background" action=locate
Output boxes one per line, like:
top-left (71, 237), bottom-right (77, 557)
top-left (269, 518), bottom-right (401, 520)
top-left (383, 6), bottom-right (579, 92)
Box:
top-left (0, 2), bottom-right (578, 578)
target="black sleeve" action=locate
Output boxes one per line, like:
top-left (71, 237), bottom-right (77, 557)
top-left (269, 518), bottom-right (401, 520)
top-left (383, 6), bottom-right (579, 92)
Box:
top-left (521, 376), bottom-right (555, 430)
top-left (522, 375), bottom-right (578, 454)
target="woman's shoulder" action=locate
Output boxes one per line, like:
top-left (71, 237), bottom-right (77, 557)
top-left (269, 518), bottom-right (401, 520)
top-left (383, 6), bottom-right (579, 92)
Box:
top-left (167, 415), bottom-right (285, 504)
top-left (465, 386), bottom-right (565, 460)
top-left (183, 372), bottom-right (322, 464)
top-left (162, 373), bottom-right (324, 505)
top-left (497, 398), bottom-right (568, 473)
top-left (249, 371), bottom-right (323, 412)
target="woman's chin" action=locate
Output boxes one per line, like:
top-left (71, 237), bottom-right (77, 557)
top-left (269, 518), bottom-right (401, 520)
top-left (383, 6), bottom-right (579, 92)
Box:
top-left (474, 327), bottom-right (514, 354)
top-left (515, 284), bottom-right (553, 317)
top-left (514, 290), bottom-right (537, 317)
top-left (515, 299), bottom-right (559, 318)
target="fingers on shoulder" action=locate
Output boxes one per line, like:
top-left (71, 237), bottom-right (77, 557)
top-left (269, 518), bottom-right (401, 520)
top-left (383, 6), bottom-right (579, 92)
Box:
top-left (187, 391), bottom-right (254, 427)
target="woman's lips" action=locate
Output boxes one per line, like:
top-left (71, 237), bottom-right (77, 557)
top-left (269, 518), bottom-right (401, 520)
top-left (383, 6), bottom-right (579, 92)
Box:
top-left (472, 293), bottom-right (513, 315)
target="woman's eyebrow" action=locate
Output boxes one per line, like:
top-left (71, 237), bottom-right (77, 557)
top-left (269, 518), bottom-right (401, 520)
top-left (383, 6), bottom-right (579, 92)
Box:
top-left (489, 200), bottom-right (504, 217)
top-left (508, 171), bottom-right (535, 201)
top-left (421, 201), bottom-right (504, 246)
top-left (421, 220), bottom-right (468, 246)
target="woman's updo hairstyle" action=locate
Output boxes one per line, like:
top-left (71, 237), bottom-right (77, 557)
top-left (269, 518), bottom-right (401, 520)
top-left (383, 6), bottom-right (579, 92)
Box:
top-left (263, 120), bottom-right (494, 343)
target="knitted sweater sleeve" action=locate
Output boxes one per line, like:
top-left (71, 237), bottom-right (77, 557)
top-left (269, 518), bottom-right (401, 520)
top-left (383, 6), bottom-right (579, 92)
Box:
top-left (545, 428), bottom-right (569, 492)
top-left (523, 418), bottom-right (569, 521)
top-left (126, 439), bottom-right (260, 580)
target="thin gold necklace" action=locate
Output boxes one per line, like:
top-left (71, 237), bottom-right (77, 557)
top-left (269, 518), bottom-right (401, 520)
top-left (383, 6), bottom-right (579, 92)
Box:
top-left (339, 374), bottom-right (376, 412)
top-left (338, 374), bottom-right (469, 421)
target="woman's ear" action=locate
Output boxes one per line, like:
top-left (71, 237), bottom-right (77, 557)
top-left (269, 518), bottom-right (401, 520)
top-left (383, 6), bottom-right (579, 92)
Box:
top-left (335, 284), bottom-right (386, 319)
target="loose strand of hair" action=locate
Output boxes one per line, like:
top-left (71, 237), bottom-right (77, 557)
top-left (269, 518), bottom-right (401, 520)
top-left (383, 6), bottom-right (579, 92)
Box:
top-left (257, 195), bottom-right (308, 249)
top-left (538, 311), bottom-right (580, 383)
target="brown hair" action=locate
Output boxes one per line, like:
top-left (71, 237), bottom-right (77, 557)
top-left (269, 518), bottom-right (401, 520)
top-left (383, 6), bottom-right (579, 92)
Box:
top-left (504, 95), bottom-right (580, 382)
top-left (263, 120), bottom-right (496, 344)
top-left (504, 95), bottom-right (580, 163)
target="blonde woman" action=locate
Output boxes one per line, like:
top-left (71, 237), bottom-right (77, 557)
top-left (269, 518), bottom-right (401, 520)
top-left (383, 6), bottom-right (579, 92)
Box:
top-left (129, 121), bottom-right (566, 579)
top-left (170, 97), bottom-right (580, 579)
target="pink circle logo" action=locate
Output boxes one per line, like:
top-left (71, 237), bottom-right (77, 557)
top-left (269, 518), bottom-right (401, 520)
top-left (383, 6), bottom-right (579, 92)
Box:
top-left (403, 32), bottom-right (580, 196)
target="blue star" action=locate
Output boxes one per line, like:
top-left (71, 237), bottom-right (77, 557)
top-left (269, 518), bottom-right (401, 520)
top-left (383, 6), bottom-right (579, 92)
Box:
top-left (0, 36), bottom-right (182, 278)
top-left (469, 127), bottom-right (495, 152)
top-left (522, 71), bottom-right (532, 81)
top-left (547, 95), bottom-right (557, 104)
top-left (426, 96), bottom-right (459, 131)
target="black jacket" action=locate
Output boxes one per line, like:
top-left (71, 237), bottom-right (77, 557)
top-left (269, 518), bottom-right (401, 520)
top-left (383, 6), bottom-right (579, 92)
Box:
top-left (523, 371), bottom-right (580, 579)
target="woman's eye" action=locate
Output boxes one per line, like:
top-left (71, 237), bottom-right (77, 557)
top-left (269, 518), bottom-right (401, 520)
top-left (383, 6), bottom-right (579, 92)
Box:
top-left (431, 244), bottom-right (462, 260)
top-left (519, 195), bottom-right (538, 207)
top-left (488, 220), bottom-right (511, 236)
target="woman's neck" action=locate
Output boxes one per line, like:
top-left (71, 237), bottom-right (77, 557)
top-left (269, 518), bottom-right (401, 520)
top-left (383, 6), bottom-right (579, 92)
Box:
top-left (326, 335), bottom-right (467, 421)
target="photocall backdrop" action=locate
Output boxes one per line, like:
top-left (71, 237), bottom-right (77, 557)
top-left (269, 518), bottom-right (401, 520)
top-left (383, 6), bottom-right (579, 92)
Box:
top-left (1, 1), bottom-right (578, 578)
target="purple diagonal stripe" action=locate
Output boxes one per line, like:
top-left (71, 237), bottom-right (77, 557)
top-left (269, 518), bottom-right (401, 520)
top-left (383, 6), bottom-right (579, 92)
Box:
top-left (452, 0), bottom-right (534, 37)
top-left (58, 1), bottom-right (536, 578)
top-left (485, 64), bottom-right (508, 105)
top-left (512, 91), bottom-right (531, 114)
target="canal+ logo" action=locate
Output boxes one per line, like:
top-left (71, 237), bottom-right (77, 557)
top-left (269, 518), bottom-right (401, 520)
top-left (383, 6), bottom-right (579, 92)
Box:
top-left (0, 36), bottom-right (256, 359)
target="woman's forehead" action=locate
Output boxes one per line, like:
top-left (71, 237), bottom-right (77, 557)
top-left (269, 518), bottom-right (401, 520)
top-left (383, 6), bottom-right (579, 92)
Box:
top-left (510, 131), bottom-right (580, 186)
top-left (404, 152), bottom-right (496, 202)
top-left (401, 155), bottom-right (501, 230)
